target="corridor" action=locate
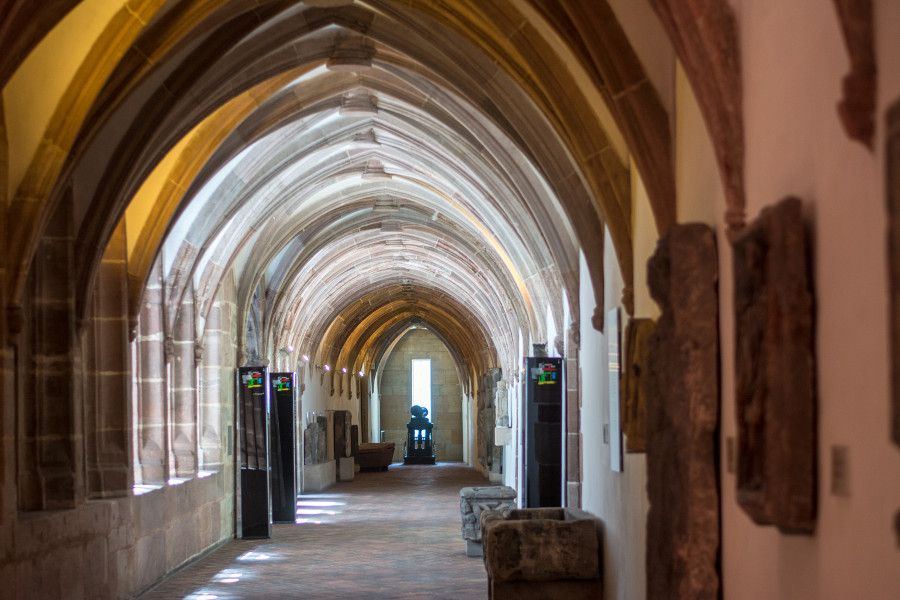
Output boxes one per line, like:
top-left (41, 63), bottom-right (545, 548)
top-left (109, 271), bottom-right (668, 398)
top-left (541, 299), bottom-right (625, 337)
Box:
top-left (3, 2), bottom-right (900, 599)
top-left (138, 465), bottom-right (489, 600)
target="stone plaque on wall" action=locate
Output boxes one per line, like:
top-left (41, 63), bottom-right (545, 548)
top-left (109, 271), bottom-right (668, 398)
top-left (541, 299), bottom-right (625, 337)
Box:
top-left (645, 224), bottom-right (719, 600)
top-left (622, 318), bottom-right (656, 453)
top-left (733, 197), bottom-right (816, 534)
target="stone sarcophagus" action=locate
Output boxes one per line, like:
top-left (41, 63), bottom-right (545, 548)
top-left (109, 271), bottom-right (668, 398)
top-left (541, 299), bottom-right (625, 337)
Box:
top-left (733, 197), bottom-right (816, 534)
top-left (646, 223), bottom-right (720, 600)
top-left (459, 485), bottom-right (517, 557)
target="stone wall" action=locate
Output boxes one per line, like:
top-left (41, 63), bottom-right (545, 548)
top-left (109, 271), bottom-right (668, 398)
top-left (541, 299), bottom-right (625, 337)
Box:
top-left (3, 471), bottom-right (233, 599)
top-left (380, 329), bottom-right (463, 462)
top-left (0, 272), bottom-right (238, 599)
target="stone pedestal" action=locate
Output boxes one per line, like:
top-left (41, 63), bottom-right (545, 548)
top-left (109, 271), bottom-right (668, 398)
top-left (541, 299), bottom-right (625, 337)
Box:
top-left (494, 427), bottom-right (512, 448)
top-left (302, 460), bottom-right (336, 492)
top-left (337, 457), bottom-right (355, 482)
top-left (459, 485), bottom-right (517, 557)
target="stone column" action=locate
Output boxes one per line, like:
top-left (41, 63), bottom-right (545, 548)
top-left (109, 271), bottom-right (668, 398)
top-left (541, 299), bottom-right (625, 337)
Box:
top-left (84, 221), bottom-right (132, 497)
top-left (21, 193), bottom-right (80, 510)
top-left (137, 259), bottom-right (166, 484)
top-left (0, 96), bottom-right (13, 521)
top-left (171, 287), bottom-right (197, 477)
top-left (564, 320), bottom-right (582, 508)
top-left (200, 310), bottom-right (222, 468)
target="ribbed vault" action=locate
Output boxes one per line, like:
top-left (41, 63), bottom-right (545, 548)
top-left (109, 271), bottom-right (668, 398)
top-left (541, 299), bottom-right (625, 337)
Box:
top-left (1, 0), bottom-right (702, 447)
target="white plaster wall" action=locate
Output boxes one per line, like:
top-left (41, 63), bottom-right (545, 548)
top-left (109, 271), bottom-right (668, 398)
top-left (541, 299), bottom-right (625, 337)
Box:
top-left (298, 367), bottom-right (332, 428)
top-left (631, 161), bottom-right (662, 321)
top-left (706, 2), bottom-right (900, 598)
top-left (580, 232), bottom-right (649, 600)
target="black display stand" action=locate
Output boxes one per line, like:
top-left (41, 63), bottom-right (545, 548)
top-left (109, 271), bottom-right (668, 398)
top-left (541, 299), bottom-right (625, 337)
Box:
top-left (270, 372), bottom-right (297, 523)
top-left (524, 357), bottom-right (563, 507)
top-left (237, 367), bottom-right (272, 538)
top-left (404, 405), bottom-right (436, 464)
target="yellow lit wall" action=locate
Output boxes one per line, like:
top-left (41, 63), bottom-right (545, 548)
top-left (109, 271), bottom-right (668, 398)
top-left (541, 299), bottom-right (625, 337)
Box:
top-left (3, 0), bottom-right (126, 198)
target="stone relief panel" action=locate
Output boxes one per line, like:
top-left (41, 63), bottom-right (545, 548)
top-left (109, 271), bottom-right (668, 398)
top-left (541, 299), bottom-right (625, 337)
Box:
top-left (622, 318), bottom-right (656, 454)
top-left (646, 223), bottom-right (720, 600)
top-left (733, 197), bottom-right (816, 534)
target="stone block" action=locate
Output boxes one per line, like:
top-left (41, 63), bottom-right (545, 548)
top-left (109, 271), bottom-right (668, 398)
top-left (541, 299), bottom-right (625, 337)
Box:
top-left (459, 485), bottom-right (517, 556)
top-left (302, 460), bottom-right (336, 492)
top-left (646, 223), bottom-right (719, 600)
top-left (566, 482), bottom-right (582, 508)
top-left (133, 530), bottom-right (166, 592)
top-left (494, 426), bottom-right (512, 446)
top-left (733, 197), bottom-right (816, 533)
top-left (337, 456), bottom-right (355, 481)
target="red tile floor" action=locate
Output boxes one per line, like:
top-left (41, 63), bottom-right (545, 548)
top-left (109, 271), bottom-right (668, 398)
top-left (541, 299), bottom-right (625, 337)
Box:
top-left (138, 463), bottom-right (491, 599)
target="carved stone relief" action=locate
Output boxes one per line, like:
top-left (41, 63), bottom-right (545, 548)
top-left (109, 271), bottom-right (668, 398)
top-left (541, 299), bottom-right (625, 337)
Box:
top-left (494, 379), bottom-right (509, 428)
top-left (733, 197), bottom-right (816, 534)
top-left (645, 223), bottom-right (719, 600)
top-left (622, 318), bottom-right (656, 454)
top-left (459, 485), bottom-right (517, 557)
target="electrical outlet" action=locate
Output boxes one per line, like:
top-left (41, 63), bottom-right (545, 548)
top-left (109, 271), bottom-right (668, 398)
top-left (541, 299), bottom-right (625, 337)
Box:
top-left (831, 445), bottom-right (850, 497)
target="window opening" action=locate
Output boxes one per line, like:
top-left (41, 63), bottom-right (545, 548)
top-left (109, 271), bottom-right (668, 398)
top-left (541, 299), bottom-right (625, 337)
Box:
top-left (411, 359), bottom-right (432, 419)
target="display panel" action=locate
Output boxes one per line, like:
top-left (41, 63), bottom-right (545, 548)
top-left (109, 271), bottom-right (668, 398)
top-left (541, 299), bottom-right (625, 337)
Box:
top-left (270, 372), bottom-right (297, 523)
top-left (237, 366), bottom-right (271, 538)
top-left (524, 356), bottom-right (563, 507)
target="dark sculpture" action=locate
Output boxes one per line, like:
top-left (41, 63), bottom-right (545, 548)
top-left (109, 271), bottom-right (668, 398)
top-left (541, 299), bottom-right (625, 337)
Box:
top-left (404, 405), bottom-right (435, 465)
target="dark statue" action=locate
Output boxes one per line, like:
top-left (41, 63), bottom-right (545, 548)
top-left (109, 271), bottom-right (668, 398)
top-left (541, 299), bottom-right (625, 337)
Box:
top-left (404, 405), bottom-right (436, 465)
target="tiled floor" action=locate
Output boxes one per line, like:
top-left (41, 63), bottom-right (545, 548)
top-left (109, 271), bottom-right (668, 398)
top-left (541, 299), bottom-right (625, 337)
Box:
top-left (138, 463), bottom-right (490, 599)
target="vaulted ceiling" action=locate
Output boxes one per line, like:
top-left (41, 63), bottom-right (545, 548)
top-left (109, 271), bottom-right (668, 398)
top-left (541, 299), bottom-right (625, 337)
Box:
top-left (2, 0), bottom-right (698, 379)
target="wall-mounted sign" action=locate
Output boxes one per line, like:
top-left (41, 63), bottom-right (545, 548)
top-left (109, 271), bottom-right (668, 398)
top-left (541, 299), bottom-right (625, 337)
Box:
top-left (242, 370), bottom-right (264, 388)
top-left (273, 375), bottom-right (292, 391)
top-left (531, 362), bottom-right (558, 385)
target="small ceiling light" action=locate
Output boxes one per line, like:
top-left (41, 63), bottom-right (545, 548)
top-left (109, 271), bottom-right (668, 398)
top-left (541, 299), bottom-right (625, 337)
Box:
top-left (286, 345), bottom-right (294, 353)
top-left (302, 354), bottom-right (310, 362)
top-left (324, 364), bottom-right (331, 371)
top-left (358, 370), bottom-right (365, 377)
top-left (341, 367), bottom-right (348, 374)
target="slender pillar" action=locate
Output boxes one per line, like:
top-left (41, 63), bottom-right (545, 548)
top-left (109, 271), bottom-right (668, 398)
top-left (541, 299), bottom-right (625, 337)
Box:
top-left (172, 288), bottom-right (197, 477)
top-left (84, 221), bottom-right (132, 497)
top-left (565, 321), bottom-right (582, 508)
top-left (137, 260), bottom-right (166, 484)
top-left (200, 298), bottom-right (224, 468)
top-left (21, 193), bottom-right (80, 509)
